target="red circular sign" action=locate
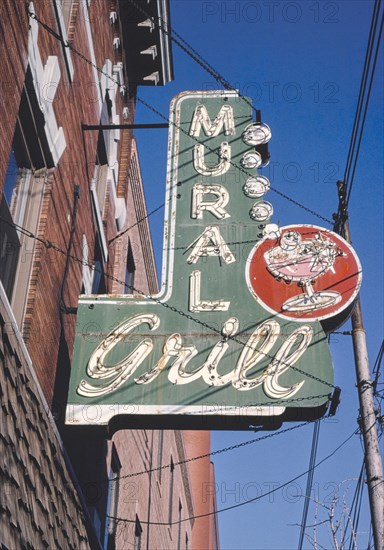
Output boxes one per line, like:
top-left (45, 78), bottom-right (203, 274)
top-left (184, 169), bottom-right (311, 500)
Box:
top-left (246, 225), bottom-right (362, 324)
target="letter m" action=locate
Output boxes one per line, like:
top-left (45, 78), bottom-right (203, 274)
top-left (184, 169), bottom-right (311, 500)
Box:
top-left (190, 104), bottom-right (235, 137)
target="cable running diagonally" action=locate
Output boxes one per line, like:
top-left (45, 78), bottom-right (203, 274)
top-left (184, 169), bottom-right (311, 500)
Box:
top-left (0, 213), bottom-right (337, 391)
top-left (345, 462), bottom-right (366, 550)
top-left (113, 415), bottom-right (330, 483)
top-left (26, 9), bottom-right (333, 232)
top-left (297, 419), bottom-right (321, 549)
top-left (345, 7), bottom-right (383, 208)
top-left (107, 428), bottom-right (358, 526)
top-left (334, 0), bottom-right (384, 232)
top-left (135, 94), bottom-right (332, 225)
top-left (343, 0), bottom-right (381, 193)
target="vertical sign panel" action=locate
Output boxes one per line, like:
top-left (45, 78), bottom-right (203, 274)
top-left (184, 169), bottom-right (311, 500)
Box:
top-left (66, 91), bottom-right (361, 430)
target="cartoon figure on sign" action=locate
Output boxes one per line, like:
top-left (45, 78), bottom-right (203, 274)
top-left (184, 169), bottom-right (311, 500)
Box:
top-left (247, 224), bottom-right (362, 324)
top-left (265, 230), bottom-right (343, 312)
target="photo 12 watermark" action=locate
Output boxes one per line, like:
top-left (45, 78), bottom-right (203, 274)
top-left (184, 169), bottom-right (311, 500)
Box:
top-left (201, 2), bottom-right (340, 24)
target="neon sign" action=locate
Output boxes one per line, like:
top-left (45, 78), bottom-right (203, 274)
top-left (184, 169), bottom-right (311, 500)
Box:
top-left (66, 91), bottom-right (361, 430)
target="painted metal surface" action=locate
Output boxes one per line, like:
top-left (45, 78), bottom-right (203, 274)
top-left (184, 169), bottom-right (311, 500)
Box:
top-left (66, 91), bottom-right (361, 429)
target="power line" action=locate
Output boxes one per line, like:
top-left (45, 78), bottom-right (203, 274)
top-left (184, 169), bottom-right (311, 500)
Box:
top-left (372, 339), bottom-right (384, 394)
top-left (298, 420), bottom-right (321, 549)
top-left (109, 201), bottom-right (165, 245)
top-left (0, 213), bottom-right (337, 392)
top-left (11, 5), bottom-right (378, 542)
top-left (127, 0), bottom-right (255, 112)
top-left (108, 427), bottom-right (359, 526)
top-left (125, 0), bottom-right (336, 225)
top-left (111, 408), bottom-right (376, 528)
top-left (345, 5), bottom-right (383, 209)
top-left (345, 462), bottom-right (366, 550)
top-left (58, 410), bottom-right (335, 498)
top-left (26, 8), bottom-right (333, 235)
top-left (334, 0), bottom-right (383, 232)
top-left (20, 9), bottom-right (340, 401)
top-left (113, 413), bottom-right (332, 483)
top-left (136, 93), bottom-right (333, 225)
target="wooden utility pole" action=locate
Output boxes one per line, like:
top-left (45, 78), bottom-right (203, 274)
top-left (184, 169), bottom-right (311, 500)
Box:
top-left (335, 181), bottom-right (384, 549)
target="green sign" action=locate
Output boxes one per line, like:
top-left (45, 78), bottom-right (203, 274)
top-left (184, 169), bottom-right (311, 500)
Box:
top-left (66, 91), bottom-right (346, 430)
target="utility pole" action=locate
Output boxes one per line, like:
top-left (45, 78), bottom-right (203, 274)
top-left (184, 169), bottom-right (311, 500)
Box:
top-left (335, 181), bottom-right (384, 550)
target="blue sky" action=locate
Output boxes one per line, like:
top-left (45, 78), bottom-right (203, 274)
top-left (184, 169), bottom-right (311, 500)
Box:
top-left (135, 1), bottom-right (383, 548)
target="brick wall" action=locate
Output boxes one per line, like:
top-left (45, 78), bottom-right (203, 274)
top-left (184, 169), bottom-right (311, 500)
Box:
top-left (111, 429), bottom-right (194, 549)
top-left (0, 2), bottom-right (219, 548)
top-left (0, 284), bottom-right (93, 549)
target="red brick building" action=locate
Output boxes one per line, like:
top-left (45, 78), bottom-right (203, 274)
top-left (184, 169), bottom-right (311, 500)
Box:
top-left (0, 0), bottom-right (219, 547)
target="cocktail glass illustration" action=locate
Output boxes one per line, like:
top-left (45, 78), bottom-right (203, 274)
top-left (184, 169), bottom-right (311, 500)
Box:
top-left (264, 230), bottom-right (344, 312)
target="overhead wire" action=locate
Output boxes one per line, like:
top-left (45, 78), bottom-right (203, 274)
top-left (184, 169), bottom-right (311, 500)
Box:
top-left (2, 19), bottom-right (345, 450)
top-left (366, 524), bottom-right (373, 550)
top-left (6, 11), bottom-right (341, 395)
top-left (26, 8), bottom-right (333, 239)
top-left (108, 427), bottom-right (359, 526)
top-left (345, 0), bottom-right (384, 209)
top-left (124, 0), bottom-right (336, 225)
top-left (135, 94), bottom-right (333, 225)
top-left (345, 462), bottom-right (366, 550)
top-left (8, 9), bottom-right (374, 541)
top-left (21, 10), bottom-right (360, 518)
top-left (54, 413), bottom-right (338, 498)
top-left (334, 0), bottom-right (383, 232)
top-left (0, 213), bottom-right (337, 393)
top-left (297, 335), bottom-right (332, 548)
top-left (371, 340), bottom-right (384, 439)
top-left (345, 13), bottom-right (383, 210)
top-left (342, 0), bottom-right (379, 194)
top-left (126, 0), bottom-right (256, 113)
top-left (58, 411), bottom-right (379, 500)
top-left (113, 415), bottom-right (331, 483)
top-left (372, 339), bottom-right (384, 394)
top-left (297, 420), bottom-right (321, 549)
top-left (109, 407), bottom-right (377, 527)
top-left (20, 6), bottom-right (361, 432)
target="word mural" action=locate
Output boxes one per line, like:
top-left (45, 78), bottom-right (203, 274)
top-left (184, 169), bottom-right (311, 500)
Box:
top-left (66, 91), bottom-right (361, 430)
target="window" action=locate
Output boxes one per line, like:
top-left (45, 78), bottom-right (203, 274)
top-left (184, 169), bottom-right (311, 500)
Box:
top-left (185, 532), bottom-right (189, 550)
top-left (82, 234), bottom-right (93, 294)
top-left (28, 11), bottom-right (67, 164)
top-left (92, 232), bottom-right (107, 294)
top-left (90, 86), bottom-right (120, 265)
top-left (91, 103), bottom-right (110, 222)
top-left (51, 0), bottom-right (75, 80)
top-left (0, 68), bottom-right (47, 322)
top-left (134, 516), bottom-right (142, 550)
top-left (0, 193), bottom-right (20, 300)
top-left (59, 0), bottom-right (79, 32)
top-left (124, 241), bottom-right (136, 294)
top-left (95, 90), bottom-right (119, 196)
top-left (1, 150), bottom-right (21, 298)
top-left (168, 456), bottom-right (174, 525)
top-left (90, 163), bottom-right (108, 264)
top-left (104, 446), bottom-right (121, 550)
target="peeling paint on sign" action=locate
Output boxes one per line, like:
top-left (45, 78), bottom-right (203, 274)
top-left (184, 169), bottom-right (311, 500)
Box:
top-left (66, 91), bottom-right (361, 430)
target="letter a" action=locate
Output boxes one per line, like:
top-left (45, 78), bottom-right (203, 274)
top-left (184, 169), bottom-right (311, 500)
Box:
top-left (186, 226), bottom-right (235, 264)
